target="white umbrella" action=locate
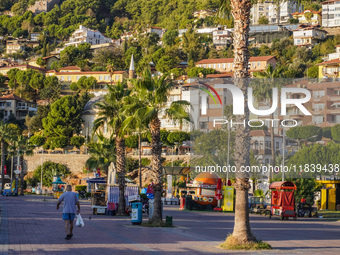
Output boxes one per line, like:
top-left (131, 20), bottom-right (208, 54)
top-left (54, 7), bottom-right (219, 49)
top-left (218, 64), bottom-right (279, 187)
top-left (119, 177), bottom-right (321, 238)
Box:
top-left (107, 162), bottom-right (116, 185)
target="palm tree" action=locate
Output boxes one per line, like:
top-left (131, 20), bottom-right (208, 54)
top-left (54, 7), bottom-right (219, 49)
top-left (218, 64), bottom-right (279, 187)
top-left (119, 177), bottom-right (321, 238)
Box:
top-left (86, 133), bottom-right (116, 172)
top-left (9, 135), bottom-right (34, 195)
top-left (219, 0), bottom-right (256, 245)
top-left (0, 122), bottom-right (10, 190)
top-left (253, 64), bottom-right (283, 176)
top-left (92, 82), bottom-right (130, 215)
top-left (106, 61), bottom-right (116, 86)
top-left (123, 68), bottom-right (190, 225)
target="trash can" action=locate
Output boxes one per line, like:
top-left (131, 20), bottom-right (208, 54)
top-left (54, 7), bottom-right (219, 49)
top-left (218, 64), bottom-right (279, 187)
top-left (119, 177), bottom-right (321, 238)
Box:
top-left (131, 202), bottom-right (143, 225)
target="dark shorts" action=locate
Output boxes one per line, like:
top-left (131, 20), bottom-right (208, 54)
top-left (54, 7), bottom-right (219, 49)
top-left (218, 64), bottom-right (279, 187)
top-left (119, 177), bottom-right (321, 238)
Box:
top-left (62, 213), bottom-right (75, 221)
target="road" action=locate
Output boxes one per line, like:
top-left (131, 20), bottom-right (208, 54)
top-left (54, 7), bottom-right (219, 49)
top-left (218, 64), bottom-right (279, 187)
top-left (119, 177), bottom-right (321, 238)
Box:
top-left (0, 196), bottom-right (339, 254)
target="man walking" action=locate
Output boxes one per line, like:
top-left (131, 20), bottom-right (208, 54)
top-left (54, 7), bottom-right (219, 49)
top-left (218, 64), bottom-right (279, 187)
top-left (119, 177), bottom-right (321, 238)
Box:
top-left (57, 185), bottom-right (80, 240)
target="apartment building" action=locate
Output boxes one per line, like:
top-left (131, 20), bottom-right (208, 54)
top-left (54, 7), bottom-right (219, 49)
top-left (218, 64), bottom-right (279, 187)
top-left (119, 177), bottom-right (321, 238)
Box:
top-left (292, 10), bottom-right (322, 25)
top-left (322, 0), bottom-right (340, 27)
top-left (48, 68), bottom-right (128, 84)
top-left (0, 64), bottom-right (46, 76)
top-left (285, 80), bottom-right (340, 127)
top-left (28, 56), bottom-right (59, 70)
top-left (250, 130), bottom-right (283, 165)
top-left (293, 25), bottom-right (327, 47)
top-left (195, 56), bottom-right (277, 74)
top-left (212, 29), bottom-right (232, 49)
top-left (251, 1), bottom-right (298, 25)
top-left (6, 40), bottom-right (25, 54)
top-left (65, 25), bottom-right (112, 47)
top-left (0, 94), bottom-right (37, 121)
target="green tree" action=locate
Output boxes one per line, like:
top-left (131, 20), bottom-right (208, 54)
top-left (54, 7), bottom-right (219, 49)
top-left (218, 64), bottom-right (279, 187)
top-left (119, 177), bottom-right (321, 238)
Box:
top-left (29, 135), bottom-right (46, 147)
top-left (42, 95), bottom-right (83, 138)
top-left (162, 29), bottom-right (179, 47)
top-left (167, 131), bottom-right (190, 145)
top-left (70, 135), bottom-right (85, 149)
top-left (9, 135), bottom-right (34, 195)
top-left (331, 124), bottom-right (340, 142)
top-left (92, 82), bottom-right (130, 215)
top-left (124, 68), bottom-right (190, 225)
top-left (33, 161), bottom-right (69, 187)
top-left (258, 15), bottom-right (269, 24)
top-left (0, 122), bottom-right (10, 190)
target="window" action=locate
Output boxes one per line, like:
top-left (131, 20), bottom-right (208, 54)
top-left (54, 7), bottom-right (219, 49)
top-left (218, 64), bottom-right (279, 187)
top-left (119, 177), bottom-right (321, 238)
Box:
top-left (208, 64), bottom-right (211, 68)
top-left (227, 63), bottom-right (231, 68)
top-left (77, 76), bottom-right (80, 81)
top-left (257, 61), bottom-right (260, 66)
top-left (313, 103), bottom-right (325, 110)
top-left (313, 90), bottom-right (325, 98)
top-left (68, 76), bottom-right (71, 81)
top-left (99, 75), bottom-right (103, 81)
top-left (213, 64), bottom-right (216, 68)
top-left (60, 76), bottom-right (64, 81)
top-left (313, 115), bottom-right (324, 124)
top-left (276, 142), bottom-right (279, 150)
top-left (115, 75), bottom-right (120, 81)
top-left (223, 63), bottom-right (226, 69)
top-left (6, 102), bottom-right (11, 107)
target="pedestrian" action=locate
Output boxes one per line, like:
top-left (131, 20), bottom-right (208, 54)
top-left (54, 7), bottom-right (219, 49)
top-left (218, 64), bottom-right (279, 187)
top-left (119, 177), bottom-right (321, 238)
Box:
top-left (56, 185), bottom-right (80, 240)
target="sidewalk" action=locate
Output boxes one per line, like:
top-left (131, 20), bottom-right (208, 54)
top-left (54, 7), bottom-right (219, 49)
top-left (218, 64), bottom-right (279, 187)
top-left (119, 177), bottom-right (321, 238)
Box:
top-left (1, 196), bottom-right (340, 254)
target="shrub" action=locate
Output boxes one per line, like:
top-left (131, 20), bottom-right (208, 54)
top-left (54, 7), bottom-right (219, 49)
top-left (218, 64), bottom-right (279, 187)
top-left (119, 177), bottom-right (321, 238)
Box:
top-left (70, 136), bottom-right (85, 149)
top-left (33, 161), bottom-right (69, 187)
top-left (141, 158), bottom-right (151, 166)
top-left (125, 135), bottom-right (138, 148)
top-left (29, 135), bottom-right (46, 147)
top-left (75, 185), bottom-right (87, 192)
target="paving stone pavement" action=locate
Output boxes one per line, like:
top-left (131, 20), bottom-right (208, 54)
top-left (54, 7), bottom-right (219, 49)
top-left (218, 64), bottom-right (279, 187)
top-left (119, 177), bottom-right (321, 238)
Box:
top-left (0, 195), bottom-right (340, 255)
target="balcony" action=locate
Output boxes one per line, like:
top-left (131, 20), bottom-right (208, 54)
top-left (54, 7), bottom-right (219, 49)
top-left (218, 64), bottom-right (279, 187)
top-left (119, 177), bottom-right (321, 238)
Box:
top-left (252, 149), bottom-right (272, 155)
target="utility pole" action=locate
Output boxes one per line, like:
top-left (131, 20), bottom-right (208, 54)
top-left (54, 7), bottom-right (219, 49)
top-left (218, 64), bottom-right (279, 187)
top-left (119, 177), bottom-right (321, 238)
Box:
top-left (138, 132), bottom-right (142, 190)
top-left (282, 129), bottom-right (285, 182)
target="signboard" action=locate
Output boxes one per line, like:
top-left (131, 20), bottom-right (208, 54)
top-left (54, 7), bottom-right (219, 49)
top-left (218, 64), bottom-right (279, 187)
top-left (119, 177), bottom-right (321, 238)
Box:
top-left (186, 184), bottom-right (217, 188)
top-left (131, 208), bottom-right (138, 220)
top-left (166, 175), bottom-right (172, 199)
top-left (221, 186), bottom-right (234, 212)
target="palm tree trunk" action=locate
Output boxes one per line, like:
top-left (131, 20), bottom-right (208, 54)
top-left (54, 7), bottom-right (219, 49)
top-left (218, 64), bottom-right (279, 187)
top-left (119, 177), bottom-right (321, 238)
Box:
top-left (19, 155), bottom-right (24, 196)
top-left (1, 140), bottom-right (5, 190)
top-left (116, 135), bottom-right (126, 215)
top-left (270, 112), bottom-right (275, 180)
top-left (150, 116), bottom-right (163, 224)
top-left (230, 0), bottom-right (256, 244)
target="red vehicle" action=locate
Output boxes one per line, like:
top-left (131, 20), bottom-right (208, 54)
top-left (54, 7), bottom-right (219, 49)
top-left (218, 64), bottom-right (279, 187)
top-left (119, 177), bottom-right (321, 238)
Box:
top-left (269, 181), bottom-right (297, 220)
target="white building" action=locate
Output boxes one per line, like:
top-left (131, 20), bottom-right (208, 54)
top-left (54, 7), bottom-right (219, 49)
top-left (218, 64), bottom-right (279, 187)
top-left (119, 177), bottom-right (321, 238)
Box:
top-left (322, 0), bottom-right (340, 27)
top-left (251, 1), bottom-right (298, 25)
top-left (250, 130), bottom-right (283, 165)
top-left (213, 29), bottom-right (232, 49)
top-left (65, 25), bottom-right (112, 47)
top-left (293, 25), bottom-right (327, 47)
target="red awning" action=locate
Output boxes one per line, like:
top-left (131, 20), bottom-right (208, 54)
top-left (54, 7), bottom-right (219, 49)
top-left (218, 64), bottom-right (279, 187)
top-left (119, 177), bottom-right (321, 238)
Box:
top-left (269, 181), bottom-right (296, 190)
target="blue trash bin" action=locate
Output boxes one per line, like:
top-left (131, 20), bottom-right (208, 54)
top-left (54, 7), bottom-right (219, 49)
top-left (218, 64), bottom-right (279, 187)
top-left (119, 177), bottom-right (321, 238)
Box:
top-left (131, 202), bottom-right (143, 225)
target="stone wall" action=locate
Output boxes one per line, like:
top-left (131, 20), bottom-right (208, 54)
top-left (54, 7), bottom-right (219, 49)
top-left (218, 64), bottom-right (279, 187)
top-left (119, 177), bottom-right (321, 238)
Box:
top-left (25, 153), bottom-right (90, 174)
top-left (27, 0), bottom-right (60, 14)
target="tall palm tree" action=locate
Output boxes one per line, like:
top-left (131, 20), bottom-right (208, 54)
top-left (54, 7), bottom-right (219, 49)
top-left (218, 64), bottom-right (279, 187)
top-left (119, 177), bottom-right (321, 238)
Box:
top-left (9, 135), bottom-right (34, 195)
top-left (0, 121), bottom-right (10, 190)
top-left (219, 0), bottom-right (256, 244)
top-left (92, 82), bottom-right (130, 215)
top-left (123, 69), bottom-right (190, 225)
top-left (106, 61), bottom-right (116, 86)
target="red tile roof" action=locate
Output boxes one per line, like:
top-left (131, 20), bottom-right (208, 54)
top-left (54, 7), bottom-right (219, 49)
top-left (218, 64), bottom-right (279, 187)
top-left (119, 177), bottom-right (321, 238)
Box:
top-left (0, 94), bottom-right (32, 103)
top-left (196, 56), bottom-right (276, 65)
top-left (59, 66), bottom-right (82, 71)
top-left (292, 10), bottom-right (321, 15)
top-left (322, 0), bottom-right (337, 3)
top-left (206, 73), bottom-right (233, 78)
top-left (250, 130), bottom-right (282, 137)
top-left (55, 71), bottom-right (126, 75)
top-left (0, 64), bottom-right (46, 71)
top-left (316, 59), bottom-right (340, 65)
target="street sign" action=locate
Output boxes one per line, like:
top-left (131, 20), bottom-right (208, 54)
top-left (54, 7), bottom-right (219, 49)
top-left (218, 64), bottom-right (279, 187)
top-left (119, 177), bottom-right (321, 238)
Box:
top-left (14, 170), bottom-right (20, 175)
